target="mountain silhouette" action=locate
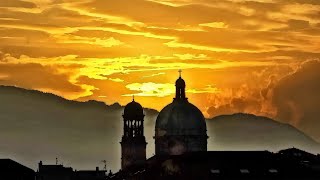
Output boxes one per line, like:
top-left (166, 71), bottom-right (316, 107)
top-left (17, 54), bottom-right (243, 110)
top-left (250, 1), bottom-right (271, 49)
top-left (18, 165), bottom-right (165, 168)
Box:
top-left (0, 86), bottom-right (157, 171)
top-left (0, 86), bottom-right (318, 172)
top-left (207, 113), bottom-right (319, 152)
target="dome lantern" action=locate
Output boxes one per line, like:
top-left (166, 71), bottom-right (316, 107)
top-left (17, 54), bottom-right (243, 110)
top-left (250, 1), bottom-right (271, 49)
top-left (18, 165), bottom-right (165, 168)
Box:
top-left (175, 69), bottom-right (187, 101)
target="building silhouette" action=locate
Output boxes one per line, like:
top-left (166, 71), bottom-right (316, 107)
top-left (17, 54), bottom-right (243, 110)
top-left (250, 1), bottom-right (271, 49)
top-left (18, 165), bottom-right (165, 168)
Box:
top-left (109, 72), bottom-right (320, 180)
top-left (36, 161), bottom-right (108, 180)
top-left (36, 161), bottom-right (73, 180)
top-left (0, 159), bottom-right (35, 180)
top-left (111, 149), bottom-right (320, 180)
top-left (74, 167), bottom-right (107, 180)
top-left (121, 98), bottom-right (147, 170)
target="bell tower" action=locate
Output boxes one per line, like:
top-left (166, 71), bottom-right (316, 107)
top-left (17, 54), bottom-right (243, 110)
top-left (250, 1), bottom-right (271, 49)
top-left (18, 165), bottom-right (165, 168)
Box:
top-left (121, 97), bottom-right (147, 170)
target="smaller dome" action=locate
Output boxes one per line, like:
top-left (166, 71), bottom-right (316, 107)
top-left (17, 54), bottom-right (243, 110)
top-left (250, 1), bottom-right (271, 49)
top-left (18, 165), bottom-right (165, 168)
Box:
top-left (124, 100), bottom-right (143, 118)
top-left (175, 77), bottom-right (185, 87)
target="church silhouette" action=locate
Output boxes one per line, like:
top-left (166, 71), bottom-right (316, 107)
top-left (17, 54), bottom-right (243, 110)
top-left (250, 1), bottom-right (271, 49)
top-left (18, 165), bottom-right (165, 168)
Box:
top-left (110, 72), bottom-right (320, 180)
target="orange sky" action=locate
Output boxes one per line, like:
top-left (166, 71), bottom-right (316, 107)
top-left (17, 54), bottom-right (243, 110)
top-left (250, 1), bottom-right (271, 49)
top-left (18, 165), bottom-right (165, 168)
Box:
top-left (0, 0), bottom-right (320, 118)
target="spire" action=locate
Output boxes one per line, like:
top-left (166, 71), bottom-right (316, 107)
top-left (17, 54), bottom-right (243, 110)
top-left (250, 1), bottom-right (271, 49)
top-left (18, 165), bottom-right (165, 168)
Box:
top-left (178, 69), bottom-right (182, 78)
top-left (132, 95), bottom-right (135, 102)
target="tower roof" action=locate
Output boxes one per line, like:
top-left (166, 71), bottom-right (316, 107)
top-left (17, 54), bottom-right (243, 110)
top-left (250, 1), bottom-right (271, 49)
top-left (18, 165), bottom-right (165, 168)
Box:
top-left (124, 98), bottom-right (143, 118)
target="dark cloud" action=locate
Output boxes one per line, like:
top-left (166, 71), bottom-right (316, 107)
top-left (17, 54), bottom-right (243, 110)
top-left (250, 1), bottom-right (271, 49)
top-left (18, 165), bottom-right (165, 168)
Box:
top-left (145, 27), bottom-right (263, 51)
top-left (81, 0), bottom-right (248, 26)
top-left (204, 64), bottom-right (296, 118)
top-left (207, 97), bottom-right (261, 117)
top-left (281, 0), bottom-right (320, 5)
top-left (287, 19), bottom-right (310, 30)
top-left (0, 62), bottom-right (86, 97)
top-left (0, 43), bottom-right (134, 59)
top-left (0, 5), bottom-right (100, 27)
top-left (0, 0), bottom-right (36, 8)
top-left (273, 60), bottom-right (320, 142)
top-left (0, 27), bottom-right (49, 40)
top-left (260, 75), bottom-right (276, 100)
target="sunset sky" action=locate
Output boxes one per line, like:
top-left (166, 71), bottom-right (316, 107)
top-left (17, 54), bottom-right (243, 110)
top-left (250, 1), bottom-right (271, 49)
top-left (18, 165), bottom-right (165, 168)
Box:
top-left (1, 0), bottom-right (320, 140)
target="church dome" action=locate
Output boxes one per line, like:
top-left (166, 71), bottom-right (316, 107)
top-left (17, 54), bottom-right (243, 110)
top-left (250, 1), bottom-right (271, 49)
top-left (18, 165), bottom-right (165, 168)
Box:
top-left (124, 99), bottom-right (143, 118)
top-left (155, 100), bottom-right (206, 135)
top-left (154, 71), bottom-right (208, 155)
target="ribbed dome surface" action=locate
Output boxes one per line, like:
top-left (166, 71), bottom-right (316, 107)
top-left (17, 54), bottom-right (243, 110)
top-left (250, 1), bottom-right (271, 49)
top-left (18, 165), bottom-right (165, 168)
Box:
top-left (155, 100), bottom-right (207, 135)
top-left (124, 100), bottom-right (143, 117)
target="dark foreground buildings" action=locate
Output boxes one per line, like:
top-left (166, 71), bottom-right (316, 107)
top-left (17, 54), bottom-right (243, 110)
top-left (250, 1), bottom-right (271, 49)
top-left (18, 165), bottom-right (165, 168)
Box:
top-left (0, 159), bottom-right (35, 180)
top-left (110, 148), bottom-right (320, 180)
top-left (110, 72), bottom-right (320, 180)
top-left (36, 161), bottom-right (110, 180)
